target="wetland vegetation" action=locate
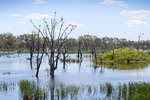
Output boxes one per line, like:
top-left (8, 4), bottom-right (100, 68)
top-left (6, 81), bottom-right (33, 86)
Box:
top-left (1, 31), bottom-right (150, 99)
top-left (1, 53), bottom-right (150, 99)
top-left (1, 80), bottom-right (150, 100)
top-left (1, 11), bottom-right (150, 100)
top-left (93, 47), bottom-right (150, 70)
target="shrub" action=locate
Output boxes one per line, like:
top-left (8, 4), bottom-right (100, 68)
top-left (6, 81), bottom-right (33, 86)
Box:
top-left (96, 47), bottom-right (150, 65)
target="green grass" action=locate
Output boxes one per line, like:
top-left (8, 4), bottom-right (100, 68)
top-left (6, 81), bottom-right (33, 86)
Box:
top-left (19, 81), bottom-right (150, 100)
top-left (19, 80), bottom-right (47, 100)
top-left (0, 81), bottom-right (16, 92)
top-left (60, 58), bottom-right (81, 63)
top-left (0, 82), bottom-right (8, 91)
top-left (1, 80), bottom-right (150, 100)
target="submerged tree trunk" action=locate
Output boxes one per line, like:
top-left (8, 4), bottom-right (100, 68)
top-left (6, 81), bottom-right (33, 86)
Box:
top-left (62, 45), bottom-right (68, 69)
top-left (91, 45), bottom-right (97, 64)
top-left (50, 50), bottom-right (55, 77)
top-left (35, 32), bottom-right (45, 78)
top-left (30, 56), bottom-right (33, 69)
top-left (30, 32), bottom-right (35, 69)
top-left (50, 78), bottom-right (55, 100)
top-left (77, 40), bottom-right (82, 59)
top-left (30, 50), bottom-right (34, 69)
top-left (94, 51), bottom-right (97, 65)
top-left (100, 55), bottom-right (103, 66)
top-left (17, 49), bottom-right (21, 56)
top-left (36, 49), bottom-right (45, 77)
top-left (63, 53), bottom-right (66, 69)
top-left (77, 48), bottom-right (82, 59)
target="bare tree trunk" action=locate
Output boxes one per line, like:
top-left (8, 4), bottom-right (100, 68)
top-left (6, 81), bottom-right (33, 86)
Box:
top-left (77, 48), bottom-right (80, 58)
top-left (36, 32), bottom-right (40, 77)
top-left (91, 48), bottom-right (97, 64)
top-left (30, 48), bottom-right (34, 69)
top-left (17, 49), bottom-right (21, 56)
top-left (36, 32), bottom-right (45, 77)
top-left (63, 57), bottom-right (66, 69)
top-left (30, 32), bottom-right (35, 69)
top-left (36, 49), bottom-right (44, 77)
top-left (94, 50), bottom-right (97, 65)
top-left (77, 48), bottom-right (82, 59)
top-left (30, 53), bottom-right (33, 69)
top-left (50, 50), bottom-right (55, 77)
top-left (50, 78), bottom-right (55, 100)
top-left (62, 47), bottom-right (67, 69)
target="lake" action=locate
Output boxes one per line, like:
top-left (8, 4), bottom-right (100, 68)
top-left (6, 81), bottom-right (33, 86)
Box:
top-left (0, 53), bottom-right (150, 99)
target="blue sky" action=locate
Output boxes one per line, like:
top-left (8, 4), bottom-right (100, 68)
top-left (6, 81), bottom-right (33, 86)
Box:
top-left (0, 0), bottom-right (150, 41)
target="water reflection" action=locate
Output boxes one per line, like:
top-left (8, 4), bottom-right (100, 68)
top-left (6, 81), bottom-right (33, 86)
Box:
top-left (2, 79), bottom-right (150, 100)
top-left (1, 54), bottom-right (150, 86)
top-left (102, 63), bottom-right (150, 70)
top-left (78, 59), bottom-right (82, 72)
top-left (1, 54), bottom-right (150, 99)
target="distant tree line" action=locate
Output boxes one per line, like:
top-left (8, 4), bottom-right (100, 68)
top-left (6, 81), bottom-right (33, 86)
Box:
top-left (1, 32), bottom-right (150, 77)
top-left (0, 33), bottom-right (150, 52)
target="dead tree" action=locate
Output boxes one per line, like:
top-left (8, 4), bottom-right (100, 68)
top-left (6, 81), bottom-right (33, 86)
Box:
top-left (62, 42), bottom-right (68, 69)
top-left (29, 31), bottom-right (36, 69)
top-left (137, 32), bottom-right (144, 51)
top-left (77, 39), bottom-right (82, 59)
top-left (35, 30), bottom-right (45, 77)
top-left (31, 12), bottom-right (76, 77)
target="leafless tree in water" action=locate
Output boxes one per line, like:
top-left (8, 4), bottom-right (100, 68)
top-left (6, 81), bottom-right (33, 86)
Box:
top-left (31, 12), bottom-right (76, 77)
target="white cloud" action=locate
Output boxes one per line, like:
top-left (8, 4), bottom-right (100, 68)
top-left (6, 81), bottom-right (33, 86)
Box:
top-left (126, 19), bottom-right (147, 27)
top-left (24, 14), bottom-right (53, 19)
top-left (10, 14), bottom-right (21, 17)
top-left (101, 0), bottom-right (128, 7)
top-left (121, 10), bottom-right (150, 19)
top-left (17, 21), bottom-right (26, 24)
top-left (66, 22), bottom-right (85, 27)
top-left (33, 0), bottom-right (46, 4)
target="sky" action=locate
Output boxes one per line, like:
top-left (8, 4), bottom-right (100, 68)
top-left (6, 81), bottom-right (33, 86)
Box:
top-left (0, 0), bottom-right (150, 41)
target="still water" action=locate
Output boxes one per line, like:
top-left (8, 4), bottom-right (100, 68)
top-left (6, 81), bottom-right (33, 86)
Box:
top-left (0, 54), bottom-right (150, 99)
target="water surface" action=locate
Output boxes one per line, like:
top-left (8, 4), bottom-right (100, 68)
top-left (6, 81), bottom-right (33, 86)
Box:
top-left (0, 53), bottom-right (150, 99)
